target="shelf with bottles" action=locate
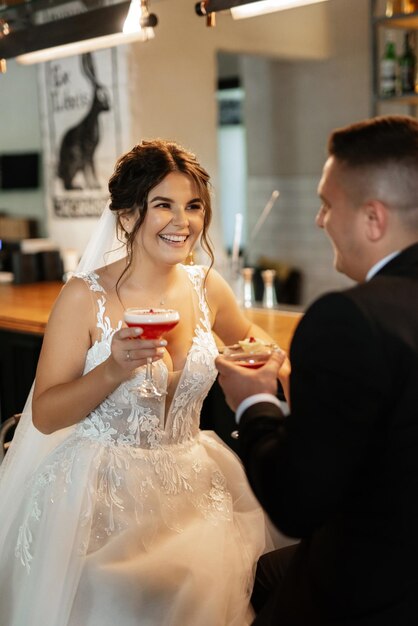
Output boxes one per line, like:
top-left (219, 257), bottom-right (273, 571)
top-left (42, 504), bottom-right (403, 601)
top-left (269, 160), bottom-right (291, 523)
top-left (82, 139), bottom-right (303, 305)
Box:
top-left (373, 8), bottom-right (418, 30)
top-left (371, 1), bottom-right (418, 112)
top-left (376, 13), bottom-right (418, 28)
top-left (373, 0), bottom-right (418, 21)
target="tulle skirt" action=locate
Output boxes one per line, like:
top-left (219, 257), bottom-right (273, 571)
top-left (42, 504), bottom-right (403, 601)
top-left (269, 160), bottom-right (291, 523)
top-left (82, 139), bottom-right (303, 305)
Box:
top-left (0, 429), bottom-right (269, 626)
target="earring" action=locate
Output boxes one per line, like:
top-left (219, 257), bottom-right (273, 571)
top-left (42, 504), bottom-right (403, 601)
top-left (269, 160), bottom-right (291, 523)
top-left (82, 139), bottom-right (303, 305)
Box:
top-left (187, 250), bottom-right (194, 265)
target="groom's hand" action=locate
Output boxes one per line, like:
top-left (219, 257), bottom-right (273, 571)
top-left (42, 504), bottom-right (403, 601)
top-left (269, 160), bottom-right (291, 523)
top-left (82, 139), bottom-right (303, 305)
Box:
top-left (215, 350), bottom-right (285, 412)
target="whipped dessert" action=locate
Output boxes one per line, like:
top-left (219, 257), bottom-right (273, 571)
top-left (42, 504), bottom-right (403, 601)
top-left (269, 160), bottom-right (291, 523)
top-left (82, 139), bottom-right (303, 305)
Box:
top-left (237, 336), bottom-right (268, 354)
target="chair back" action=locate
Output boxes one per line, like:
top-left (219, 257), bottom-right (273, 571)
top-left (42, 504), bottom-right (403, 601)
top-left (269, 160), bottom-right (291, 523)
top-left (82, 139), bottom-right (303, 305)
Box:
top-left (0, 414), bottom-right (21, 463)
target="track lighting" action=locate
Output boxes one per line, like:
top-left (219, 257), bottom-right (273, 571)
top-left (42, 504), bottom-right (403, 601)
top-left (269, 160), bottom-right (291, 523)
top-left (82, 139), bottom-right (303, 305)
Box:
top-left (195, 0), bottom-right (329, 21)
top-left (0, 1), bottom-right (158, 67)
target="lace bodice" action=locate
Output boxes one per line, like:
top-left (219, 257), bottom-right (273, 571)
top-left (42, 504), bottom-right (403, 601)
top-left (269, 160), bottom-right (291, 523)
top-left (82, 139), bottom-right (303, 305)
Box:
top-left (74, 265), bottom-right (219, 449)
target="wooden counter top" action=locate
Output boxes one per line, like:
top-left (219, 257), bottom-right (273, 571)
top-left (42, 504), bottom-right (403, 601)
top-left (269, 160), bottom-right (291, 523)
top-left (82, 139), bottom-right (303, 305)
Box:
top-left (0, 282), bottom-right (302, 349)
top-left (0, 281), bottom-right (63, 335)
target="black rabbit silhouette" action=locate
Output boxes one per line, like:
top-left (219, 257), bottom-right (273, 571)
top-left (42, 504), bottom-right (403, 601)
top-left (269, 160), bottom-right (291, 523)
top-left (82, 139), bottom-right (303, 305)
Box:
top-left (57, 53), bottom-right (111, 190)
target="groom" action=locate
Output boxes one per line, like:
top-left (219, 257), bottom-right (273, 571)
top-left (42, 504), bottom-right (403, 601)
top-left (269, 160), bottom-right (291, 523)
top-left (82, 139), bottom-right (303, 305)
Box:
top-left (216, 115), bottom-right (418, 626)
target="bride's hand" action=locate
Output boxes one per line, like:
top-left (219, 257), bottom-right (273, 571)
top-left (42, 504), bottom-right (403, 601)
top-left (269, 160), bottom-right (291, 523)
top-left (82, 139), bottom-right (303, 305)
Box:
top-left (109, 327), bottom-right (166, 375)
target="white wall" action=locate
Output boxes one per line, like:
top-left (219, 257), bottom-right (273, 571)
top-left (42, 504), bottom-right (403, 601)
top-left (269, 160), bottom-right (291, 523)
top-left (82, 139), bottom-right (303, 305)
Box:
top-left (243, 0), bottom-right (371, 305)
top-left (0, 61), bottom-right (44, 232)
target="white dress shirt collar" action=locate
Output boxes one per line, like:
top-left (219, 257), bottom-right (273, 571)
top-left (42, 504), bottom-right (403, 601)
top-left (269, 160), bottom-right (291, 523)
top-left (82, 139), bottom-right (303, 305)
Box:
top-left (366, 251), bottom-right (400, 282)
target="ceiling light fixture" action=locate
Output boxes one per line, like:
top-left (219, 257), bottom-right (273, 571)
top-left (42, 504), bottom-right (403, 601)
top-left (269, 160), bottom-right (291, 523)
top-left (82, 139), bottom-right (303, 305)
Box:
top-left (231, 0), bottom-right (329, 19)
top-left (0, 1), bottom-right (157, 67)
top-left (123, 0), bottom-right (157, 41)
top-left (196, 0), bottom-right (329, 21)
top-left (16, 31), bottom-right (148, 65)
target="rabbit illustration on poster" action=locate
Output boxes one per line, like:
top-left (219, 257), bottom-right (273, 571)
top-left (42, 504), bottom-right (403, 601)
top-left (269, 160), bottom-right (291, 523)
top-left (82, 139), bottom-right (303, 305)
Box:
top-left (57, 52), bottom-right (111, 190)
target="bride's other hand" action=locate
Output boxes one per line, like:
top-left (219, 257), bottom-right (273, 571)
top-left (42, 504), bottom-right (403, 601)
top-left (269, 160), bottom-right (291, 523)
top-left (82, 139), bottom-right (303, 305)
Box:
top-left (277, 352), bottom-right (291, 405)
top-left (109, 327), bottom-right (166, 374)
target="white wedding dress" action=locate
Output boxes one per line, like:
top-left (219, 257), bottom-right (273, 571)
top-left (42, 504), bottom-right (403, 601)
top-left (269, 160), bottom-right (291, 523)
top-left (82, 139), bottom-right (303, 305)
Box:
top-left (0, 265), bottom-right (268, 626)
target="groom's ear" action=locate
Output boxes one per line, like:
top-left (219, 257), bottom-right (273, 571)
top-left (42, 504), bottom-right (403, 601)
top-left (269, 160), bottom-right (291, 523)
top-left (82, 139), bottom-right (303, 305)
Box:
top-left (362, 200), bottom-right (388, 242)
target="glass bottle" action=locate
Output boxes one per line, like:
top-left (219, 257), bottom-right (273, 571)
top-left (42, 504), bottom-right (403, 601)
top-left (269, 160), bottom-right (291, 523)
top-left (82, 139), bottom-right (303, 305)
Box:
top-left (380, 36), bottom-right (397, 97)
top-left (241, 267), bottom-right (255, 309)
top-left (261, 269), bottom-right (277, 309)
top-left (385, 0), bottom-right (402, 15)
top-left (400, 32), bottom-right (416, 93)
top-left (401, 0), bottom-right (418, 13)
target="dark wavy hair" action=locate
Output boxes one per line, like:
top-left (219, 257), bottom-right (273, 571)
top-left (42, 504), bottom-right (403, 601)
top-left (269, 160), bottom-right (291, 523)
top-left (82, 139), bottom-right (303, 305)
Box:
top-left (108, 139), bottom-right (214, 287)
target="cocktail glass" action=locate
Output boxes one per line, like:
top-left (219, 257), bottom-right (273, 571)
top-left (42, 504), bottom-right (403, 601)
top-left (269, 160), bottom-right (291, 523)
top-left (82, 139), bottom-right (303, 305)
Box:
top-left (220, 342), bottom-right (278, 369)
top-left (123, 307), bottom-right (180, 398)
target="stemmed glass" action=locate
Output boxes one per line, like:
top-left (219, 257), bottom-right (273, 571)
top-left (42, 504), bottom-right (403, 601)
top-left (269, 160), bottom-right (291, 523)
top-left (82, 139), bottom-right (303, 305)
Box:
top-left (220, 339), bottom-right (278, 369)
top-left (123, 307), bottom-right (180, 398)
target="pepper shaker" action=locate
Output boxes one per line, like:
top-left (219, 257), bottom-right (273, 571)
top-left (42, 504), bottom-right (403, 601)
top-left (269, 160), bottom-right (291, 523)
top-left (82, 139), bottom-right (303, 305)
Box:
top-left (241, 267), bottom-right (255, 309)
top-left (261, 269), bottom-right (277, 309)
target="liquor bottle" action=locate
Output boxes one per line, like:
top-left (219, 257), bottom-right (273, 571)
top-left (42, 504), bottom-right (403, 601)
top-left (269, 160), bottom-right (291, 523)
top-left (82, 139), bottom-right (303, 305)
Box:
top-left (380, 36), bottom-right (397, 97)
top-left (401, 0), bottom-right (418, 13)
top-left (385, 0), bottom-right (402, 15)
top-left (399, 32), bottom-right (416, 93)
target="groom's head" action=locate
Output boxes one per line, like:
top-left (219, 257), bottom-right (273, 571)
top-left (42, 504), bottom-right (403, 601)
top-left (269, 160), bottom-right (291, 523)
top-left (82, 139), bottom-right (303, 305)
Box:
top-left (316, 116), bottom-right (418, 282)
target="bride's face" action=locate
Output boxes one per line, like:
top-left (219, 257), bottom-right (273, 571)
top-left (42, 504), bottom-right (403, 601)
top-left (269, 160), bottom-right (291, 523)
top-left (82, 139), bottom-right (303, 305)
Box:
top-left (135, 171), bottom-right (205, 265)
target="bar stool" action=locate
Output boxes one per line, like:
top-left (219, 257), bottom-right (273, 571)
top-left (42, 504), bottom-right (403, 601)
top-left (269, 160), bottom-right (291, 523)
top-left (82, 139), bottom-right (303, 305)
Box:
top-left (0, 413), bottom-right (21, 463)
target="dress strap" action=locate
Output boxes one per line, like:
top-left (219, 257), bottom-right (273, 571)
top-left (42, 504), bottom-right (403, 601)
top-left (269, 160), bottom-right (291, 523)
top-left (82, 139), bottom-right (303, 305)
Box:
top-left (182, 265), bottom-right (211, 333)
top-left (72, 271), bottom-right (117, 343)
top-left (73, 271), bottom-right (106, 294)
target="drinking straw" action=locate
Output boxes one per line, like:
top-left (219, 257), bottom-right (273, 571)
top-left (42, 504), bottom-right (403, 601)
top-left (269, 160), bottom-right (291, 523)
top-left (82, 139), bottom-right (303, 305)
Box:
top-left (231, 212), bottom-right (243, 266)
top-left (250, 190), bottom-right (280, 240)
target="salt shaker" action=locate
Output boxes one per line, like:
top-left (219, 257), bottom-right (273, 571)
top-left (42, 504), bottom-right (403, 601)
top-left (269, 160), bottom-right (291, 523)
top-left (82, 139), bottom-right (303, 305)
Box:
top-left (241, 267), bottom-right (255, 308)
top-left (261, 269), bottom-right (277, 309)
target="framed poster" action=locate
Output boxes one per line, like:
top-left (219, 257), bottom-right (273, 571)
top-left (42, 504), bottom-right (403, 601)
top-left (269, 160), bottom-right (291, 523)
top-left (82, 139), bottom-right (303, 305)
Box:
top-left (38, 47), bottom-right (131, 253)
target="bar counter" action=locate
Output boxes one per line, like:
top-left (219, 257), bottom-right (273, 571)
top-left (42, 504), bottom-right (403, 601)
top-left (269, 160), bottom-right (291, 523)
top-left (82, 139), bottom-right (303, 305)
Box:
top-left (0, 282), bottom-right (64, 335)
top-left (0, 282), bottom-right (302, 351)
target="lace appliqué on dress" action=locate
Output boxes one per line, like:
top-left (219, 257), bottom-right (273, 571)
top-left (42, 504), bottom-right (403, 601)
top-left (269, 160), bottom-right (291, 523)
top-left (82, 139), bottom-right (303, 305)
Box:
top-left (195, 470), bottom-right (233, 522)
top-left (170, 266), bottom-right (218, 442)
top-left (73, 271), bottom-right (105, 293)
top-left (15, 442), bottom-right (79, 573)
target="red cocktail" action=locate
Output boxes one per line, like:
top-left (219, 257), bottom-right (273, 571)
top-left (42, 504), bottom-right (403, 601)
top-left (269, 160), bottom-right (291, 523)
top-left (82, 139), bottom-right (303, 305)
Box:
top-left (232, 358), bottom-right (267, 369)
top-left (123, 308), bottom-right (180, 398)
top-left (124, 309), bottom-right (180, 340)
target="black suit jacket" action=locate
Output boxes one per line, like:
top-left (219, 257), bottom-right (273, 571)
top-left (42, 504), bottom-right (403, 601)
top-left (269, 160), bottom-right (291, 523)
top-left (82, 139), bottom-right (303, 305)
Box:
top-left (239, 243), bottom-right (418, 625)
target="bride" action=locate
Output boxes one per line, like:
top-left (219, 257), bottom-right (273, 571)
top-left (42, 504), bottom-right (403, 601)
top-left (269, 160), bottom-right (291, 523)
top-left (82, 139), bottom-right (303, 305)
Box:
top-left (0, 139), bottom-right (278, 626)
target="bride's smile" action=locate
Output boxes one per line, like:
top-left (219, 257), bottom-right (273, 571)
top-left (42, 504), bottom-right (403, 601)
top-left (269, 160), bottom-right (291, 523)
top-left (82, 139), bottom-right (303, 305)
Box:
top-left (137, 171), bottom-right (205, 265)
